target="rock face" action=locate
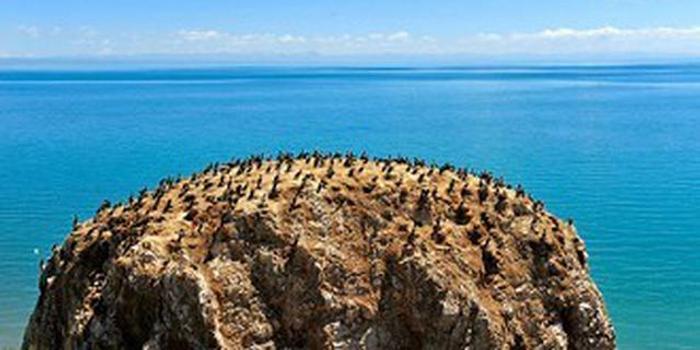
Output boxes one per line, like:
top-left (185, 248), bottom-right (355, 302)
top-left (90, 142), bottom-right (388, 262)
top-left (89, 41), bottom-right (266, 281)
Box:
top-left (23, 153), bottom-right (615, 349)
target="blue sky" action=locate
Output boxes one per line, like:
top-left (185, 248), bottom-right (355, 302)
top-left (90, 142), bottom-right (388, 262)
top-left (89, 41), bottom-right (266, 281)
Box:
top-left (3, 0), bottom-right (700, 59)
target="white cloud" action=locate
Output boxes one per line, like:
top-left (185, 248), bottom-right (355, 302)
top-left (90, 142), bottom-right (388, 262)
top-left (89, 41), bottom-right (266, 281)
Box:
top-left (387, 31), bottom-right (410, 42)
top-left (78, 26), bottom-right (99, 38)
top-left (170, 30), bottom-right (434, 54)
top-left (168, 26), bottom-right (700, 56)
top-left (68, 27), bottom-right (115, 55)
top-left (515, 26), bottom-right (700, 40)
top-left (5, 25), bottom-right (700, 58)
top-left (17, 25), bottom-right (40, 38)
top-left (278, 34), bottom-right (306, 44)
top-left (461, 26), bottom-right (700, 55)
top-left (49, 26), bottom-right (63, 36)
top-left (178, 30), bottom-right (223, 41)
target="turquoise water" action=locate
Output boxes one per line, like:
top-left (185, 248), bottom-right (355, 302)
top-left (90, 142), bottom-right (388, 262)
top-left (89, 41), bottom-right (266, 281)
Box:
top-left (1, 66), bottom-right (699, 349)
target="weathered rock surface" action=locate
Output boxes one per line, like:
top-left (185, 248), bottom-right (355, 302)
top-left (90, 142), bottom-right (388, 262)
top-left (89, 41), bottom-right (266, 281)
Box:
top-left (23, 153), bottom-right (615, 349)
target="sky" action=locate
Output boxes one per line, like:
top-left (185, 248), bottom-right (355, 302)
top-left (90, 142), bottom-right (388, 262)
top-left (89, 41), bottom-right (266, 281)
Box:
top-left (2, 0), bottom-right (700, 61)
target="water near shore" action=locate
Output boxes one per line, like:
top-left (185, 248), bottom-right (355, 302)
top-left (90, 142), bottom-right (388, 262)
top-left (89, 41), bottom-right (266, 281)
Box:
top-left (1, 65), bottom-right (699, 349)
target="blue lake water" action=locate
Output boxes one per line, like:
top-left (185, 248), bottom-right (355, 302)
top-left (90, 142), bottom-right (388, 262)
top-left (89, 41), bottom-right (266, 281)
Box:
top-left (1, 65), bottom-right (699, 348)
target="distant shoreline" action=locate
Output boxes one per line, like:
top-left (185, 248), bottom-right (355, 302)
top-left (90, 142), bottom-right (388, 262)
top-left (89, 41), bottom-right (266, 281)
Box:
top-left (2, 54), bottom-right (700, 71)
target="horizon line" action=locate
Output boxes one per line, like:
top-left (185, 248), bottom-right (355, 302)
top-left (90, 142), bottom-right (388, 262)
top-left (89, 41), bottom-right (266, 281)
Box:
top-left (2, 52), bottom-right (700, 69)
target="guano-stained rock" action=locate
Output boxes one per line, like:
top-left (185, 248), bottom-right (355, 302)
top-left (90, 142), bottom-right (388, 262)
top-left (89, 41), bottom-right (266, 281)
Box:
top-left (23, 153), bottom-right (615, 349)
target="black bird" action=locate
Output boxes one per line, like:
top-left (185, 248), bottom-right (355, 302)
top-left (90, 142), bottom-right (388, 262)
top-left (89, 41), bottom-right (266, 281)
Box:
top-left (269, 175), bottom-right (280, 199)
top-left (447, 179), bottom-right (455, 194)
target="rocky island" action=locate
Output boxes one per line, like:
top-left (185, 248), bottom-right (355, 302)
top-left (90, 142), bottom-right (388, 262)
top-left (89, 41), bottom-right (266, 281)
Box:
top-left (23, 153), bottom-right (615, 349)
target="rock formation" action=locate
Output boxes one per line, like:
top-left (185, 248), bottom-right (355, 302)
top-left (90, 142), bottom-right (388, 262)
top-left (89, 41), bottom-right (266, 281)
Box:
top-left (23, 153), bottom-right (615, 349)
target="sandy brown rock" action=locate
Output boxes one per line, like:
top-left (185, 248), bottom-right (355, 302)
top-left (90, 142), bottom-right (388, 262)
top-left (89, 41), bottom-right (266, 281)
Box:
top-left (23, 153), bottom-right (615, 349)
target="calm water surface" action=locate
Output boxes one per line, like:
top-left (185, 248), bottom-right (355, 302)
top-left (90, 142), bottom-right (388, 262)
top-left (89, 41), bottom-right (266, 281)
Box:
top-left (1, 66), bottom-right (699, 348)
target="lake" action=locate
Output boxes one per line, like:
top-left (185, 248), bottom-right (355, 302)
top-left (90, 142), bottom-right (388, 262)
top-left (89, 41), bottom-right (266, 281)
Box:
top-left (1, 65), bottom-right (699, 348)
